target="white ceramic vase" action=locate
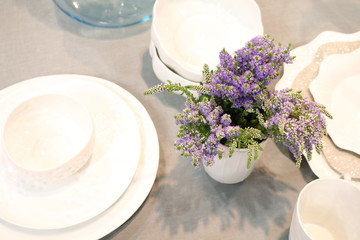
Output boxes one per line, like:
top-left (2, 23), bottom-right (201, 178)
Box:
top-left (203, 140), bottom-right (267, 184)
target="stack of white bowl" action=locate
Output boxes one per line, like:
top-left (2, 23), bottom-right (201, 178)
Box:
top-left (150, 0), bottom-right (264, 88)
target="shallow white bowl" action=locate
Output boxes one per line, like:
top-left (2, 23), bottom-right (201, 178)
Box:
top-left (150, 41), bottom-right (200, 89)
top-left (151, 0), bottom-right (263, 82)
top-left (309, 48), bottom-right (360, 155)
top-left (2, 94), bottom-right (95, 182)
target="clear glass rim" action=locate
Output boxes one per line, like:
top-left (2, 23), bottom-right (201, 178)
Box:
top-left (53, 0), bottom-right (153, 28)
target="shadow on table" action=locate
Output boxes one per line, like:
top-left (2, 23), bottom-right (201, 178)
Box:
top-left (153, 157), bottom-right (297, 236)
top-left (273, 140), bottom-right (318, 183)
top-left (142, 51), bottom-right (187, 108)
top-left (279, 227), bottom-right (290, 240)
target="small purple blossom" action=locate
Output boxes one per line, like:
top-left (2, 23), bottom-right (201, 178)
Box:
top-left (203, 35), bottom-right (294, 109)
top-left (174, 96), bottom-right (240, 167)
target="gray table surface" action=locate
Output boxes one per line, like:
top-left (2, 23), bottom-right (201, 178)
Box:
top-left (0, 0), bottom-right (359, 239)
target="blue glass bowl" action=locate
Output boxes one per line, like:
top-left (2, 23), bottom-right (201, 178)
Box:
top-left (53, 0), bottom-right (155, 28)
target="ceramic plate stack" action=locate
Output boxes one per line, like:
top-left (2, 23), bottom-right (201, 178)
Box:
top-left (0, 75), bottom-right (159, 239)
top-left (149, 0), bottom-right (264, 89)
top-left (276, 31), bottom-right (360, 187)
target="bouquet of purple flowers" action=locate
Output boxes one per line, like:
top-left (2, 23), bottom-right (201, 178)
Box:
top-left (145, 35), bottom-right (332, 168)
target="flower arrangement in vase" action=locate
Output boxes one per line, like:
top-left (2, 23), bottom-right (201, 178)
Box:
top-left (145, 35), bottom-right (332, 181)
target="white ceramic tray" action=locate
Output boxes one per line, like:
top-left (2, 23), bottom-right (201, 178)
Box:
top-left (0, 75), bottom-right (159, 239)
top-left (276, 31), bottom-right (360, 182)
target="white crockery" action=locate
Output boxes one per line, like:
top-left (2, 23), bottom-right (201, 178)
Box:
top-left (289, 178), bottom-right (360, 240)
top-left (0, 75), bottom-right (159, 239)
top-left (0, 75), bottom-right (141, 230)
top-left (151, 0), bottom-right (263, 82)
top-left (149, 41), bottom-right (199, 88)
top-left (309, 48), bottom-right (360, 155)
top-left (2, 94), bottom-right (94, 182)
top-left (275, 30), bottom-right (360, 183)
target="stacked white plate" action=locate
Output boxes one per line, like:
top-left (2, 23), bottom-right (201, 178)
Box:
top-left (276, 31), bottom-right (360, 186)
top-left (149, 0), bottom-right (264, 87)
top-left (0, 75), bottom-right (159, 239)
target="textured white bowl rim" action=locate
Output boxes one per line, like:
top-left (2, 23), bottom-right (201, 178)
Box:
top-left (1, 94), bottom-right (95, 182)
top-left (151, 0), bottom-right (264, 82)
top-left (149, 41), bottom-right (200, 87)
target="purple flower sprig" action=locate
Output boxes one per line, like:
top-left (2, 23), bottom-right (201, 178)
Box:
top-left (203, 35), bottom-right (295, 109)
top-left (174, 95), bottom-right (240, 167)
top-left (257, 89), bottom-right (332, 167)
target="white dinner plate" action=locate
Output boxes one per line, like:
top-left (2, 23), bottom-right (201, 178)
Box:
top-left (276, 30), bottom-right (360, 184)
top-left (0, 75), bottom-right (141, 229)
top-left (0, 75), bottom-right (159, 239)
top-left (309, 49), bottom-right (360, 155)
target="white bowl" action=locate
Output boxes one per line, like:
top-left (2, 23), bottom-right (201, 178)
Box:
top-left (151, 0), bottom-right (263, 82)
top-left (150, 41), bottom-right (200, 89)
top-left (2, 94), bottom-right (95, 182)
top-left (309, 48), bottom-right (360, 155)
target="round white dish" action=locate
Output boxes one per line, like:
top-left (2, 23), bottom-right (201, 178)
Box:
top-left (149, 41), bottom-right (199, 89)
top-left (151, 0), bottom-right (263, 82)
top-left (2, 94), bottom-right (95, 182)
top-left (309, 49), bottom-right (360, 155)
top-left (0, 75), bottom-right (159, 239)
top-left (0, 75), bottom-right (141, 229)
top-left (276, 30), bottom-right (360, 183)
